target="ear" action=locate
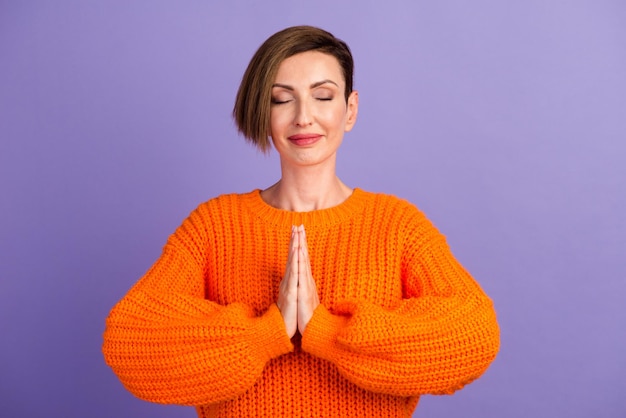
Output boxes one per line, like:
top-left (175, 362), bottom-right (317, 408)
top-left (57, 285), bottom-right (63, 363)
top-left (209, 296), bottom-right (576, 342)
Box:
top-left (344, 90), bottom-right (359, 132)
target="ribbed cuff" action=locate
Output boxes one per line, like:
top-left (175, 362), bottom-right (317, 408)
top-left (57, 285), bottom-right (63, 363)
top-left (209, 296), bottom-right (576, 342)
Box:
top-left (250, 304), bottom-right (294, 363)
top-left (301, 305), bottom-right (349, 361)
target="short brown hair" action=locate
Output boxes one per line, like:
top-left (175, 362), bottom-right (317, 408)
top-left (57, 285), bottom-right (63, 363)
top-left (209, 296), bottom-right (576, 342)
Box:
top-left (233, 26), bottom-right (354, 153)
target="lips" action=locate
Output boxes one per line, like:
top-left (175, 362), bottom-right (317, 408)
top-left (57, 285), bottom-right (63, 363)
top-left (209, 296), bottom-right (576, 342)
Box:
top-left (287, 134), bottom-right (322, 146)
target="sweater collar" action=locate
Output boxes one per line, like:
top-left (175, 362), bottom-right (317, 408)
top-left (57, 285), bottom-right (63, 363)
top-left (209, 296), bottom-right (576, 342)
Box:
top-left (242, 188), bottom-right (368, 229)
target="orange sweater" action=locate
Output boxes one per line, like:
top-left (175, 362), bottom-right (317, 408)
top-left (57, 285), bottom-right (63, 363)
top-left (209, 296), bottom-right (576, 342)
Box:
top-left (103, 189), bottom-right (499, 417)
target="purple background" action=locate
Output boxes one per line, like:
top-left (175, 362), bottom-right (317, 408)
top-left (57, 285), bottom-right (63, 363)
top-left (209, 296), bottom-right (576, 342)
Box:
top-left (1, 1), bottom-right (625, 417)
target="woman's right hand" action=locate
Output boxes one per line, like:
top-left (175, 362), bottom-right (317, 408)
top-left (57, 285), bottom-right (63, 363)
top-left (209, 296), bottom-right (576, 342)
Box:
top-left (277, 226), bottom-right (299, 338)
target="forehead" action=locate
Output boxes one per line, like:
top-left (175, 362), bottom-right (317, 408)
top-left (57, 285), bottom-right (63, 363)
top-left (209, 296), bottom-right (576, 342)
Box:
top-left (274, 51), bottom-right (344, 86)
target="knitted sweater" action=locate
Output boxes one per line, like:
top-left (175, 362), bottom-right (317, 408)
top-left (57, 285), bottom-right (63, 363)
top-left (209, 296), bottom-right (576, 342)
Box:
top-left (103, 189), bottom-right (499, 417)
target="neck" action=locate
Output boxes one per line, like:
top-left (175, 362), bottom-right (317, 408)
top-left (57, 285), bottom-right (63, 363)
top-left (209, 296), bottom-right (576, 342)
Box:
top-left (262, 160), bottom-right (352, 212)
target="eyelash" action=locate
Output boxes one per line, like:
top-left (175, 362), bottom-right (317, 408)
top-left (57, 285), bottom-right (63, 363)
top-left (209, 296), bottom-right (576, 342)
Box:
top-left (270, 97), bottom-right (334, 105)
top-left (271, 97), bottom-right (333, 105)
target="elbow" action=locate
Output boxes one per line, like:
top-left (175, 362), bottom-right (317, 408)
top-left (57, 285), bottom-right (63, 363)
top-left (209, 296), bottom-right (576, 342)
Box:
top-left (102, 332), bottom-right (263, 406)
top-left (480, 300), bottom-right (501, 369)
top-left (452, 309), bottom-right (501, 393)
top-left (435, 307), bottom-right (501, 396)
top-left (467, 300), bottom-right (500, 377)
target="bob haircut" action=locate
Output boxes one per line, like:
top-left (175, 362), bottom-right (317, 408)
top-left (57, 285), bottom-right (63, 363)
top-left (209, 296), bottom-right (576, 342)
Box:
top-left (233, 25), bottom-right (354, 153)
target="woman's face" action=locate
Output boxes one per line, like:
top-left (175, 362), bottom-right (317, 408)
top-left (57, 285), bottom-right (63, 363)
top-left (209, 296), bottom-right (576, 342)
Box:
top-left (270, 51), bottom-right (358, 169)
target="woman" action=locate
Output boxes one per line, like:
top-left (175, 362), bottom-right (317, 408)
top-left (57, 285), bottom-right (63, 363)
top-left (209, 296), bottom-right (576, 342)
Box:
top-left (103, 25), bottom-right (500, 417)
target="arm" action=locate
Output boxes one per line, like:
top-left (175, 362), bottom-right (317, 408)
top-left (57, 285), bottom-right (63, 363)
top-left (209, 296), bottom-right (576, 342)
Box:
top-left (300, 213), bottom-right (500, 397)
top-left (102, 207), bottom-right (293, 405)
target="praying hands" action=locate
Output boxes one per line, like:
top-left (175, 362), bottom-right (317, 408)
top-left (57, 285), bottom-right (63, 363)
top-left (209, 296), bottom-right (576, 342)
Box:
top-left (277, 225), bottom-right (320, 338)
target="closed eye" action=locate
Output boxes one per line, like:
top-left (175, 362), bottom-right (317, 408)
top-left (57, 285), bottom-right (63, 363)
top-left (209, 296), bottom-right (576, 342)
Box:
top-left (271, 99), bottom-right (292, 105)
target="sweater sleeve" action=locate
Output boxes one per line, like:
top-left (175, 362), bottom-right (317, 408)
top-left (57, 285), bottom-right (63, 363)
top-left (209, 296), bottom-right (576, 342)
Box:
top-left (300, 211), bottom-right (500, 397)
top-left (102, 206), bottom-right (293, 406)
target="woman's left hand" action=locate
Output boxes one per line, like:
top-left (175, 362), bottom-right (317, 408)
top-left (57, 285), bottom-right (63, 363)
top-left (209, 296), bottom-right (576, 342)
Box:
top-left (296, 225), bottom-right (320, 333)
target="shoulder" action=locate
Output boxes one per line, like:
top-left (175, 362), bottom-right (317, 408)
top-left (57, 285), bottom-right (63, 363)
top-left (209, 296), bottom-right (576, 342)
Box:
top-left (164, 190), bottom-right (259, 248)
top-left (193, 190), bottom-right (259, 215)
top-left (358, 189), bottom-right (428, 220)
top-left (358, 189), bottom-right (443, 241)
top-left (172, 190), bottom-right (258, 235)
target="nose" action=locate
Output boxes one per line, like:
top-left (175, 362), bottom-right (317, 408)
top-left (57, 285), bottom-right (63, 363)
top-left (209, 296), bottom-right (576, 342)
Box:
top-left (294, 101), bottom-right (313, 127)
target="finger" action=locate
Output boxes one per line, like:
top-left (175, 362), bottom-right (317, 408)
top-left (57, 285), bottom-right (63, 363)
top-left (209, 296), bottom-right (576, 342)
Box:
top-left (280, 226), bottom-right (296, 288)
top-left (297, 226), bottom-right (307, 283)
top-left (277, 226), bottom-right (299, 338)
top-left (297, 226), bottom-right (320, 334)
top-left (280, 226), bottom-right (299, 297)
top-left (300, 226), bottom-right (315, 286)
top-left (289, 226), bottom-right (299, 286)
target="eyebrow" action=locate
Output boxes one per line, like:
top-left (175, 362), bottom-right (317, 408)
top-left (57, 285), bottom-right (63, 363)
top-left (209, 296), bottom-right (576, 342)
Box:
top-left (272, 79), bottom-right (339, 90)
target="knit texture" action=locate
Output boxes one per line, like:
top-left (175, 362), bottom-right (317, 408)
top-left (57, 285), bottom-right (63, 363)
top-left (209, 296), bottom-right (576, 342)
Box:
top-left (103, 189), bottom-right (500, 417)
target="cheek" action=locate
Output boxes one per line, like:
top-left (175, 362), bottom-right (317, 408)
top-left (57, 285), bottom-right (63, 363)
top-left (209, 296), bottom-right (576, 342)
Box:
top-left (269, 111), bottom-right (288, 136)
top-left (319, 106), bottom-right (347, 128)
top-left (271, 105), bottom-right (296, 120)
